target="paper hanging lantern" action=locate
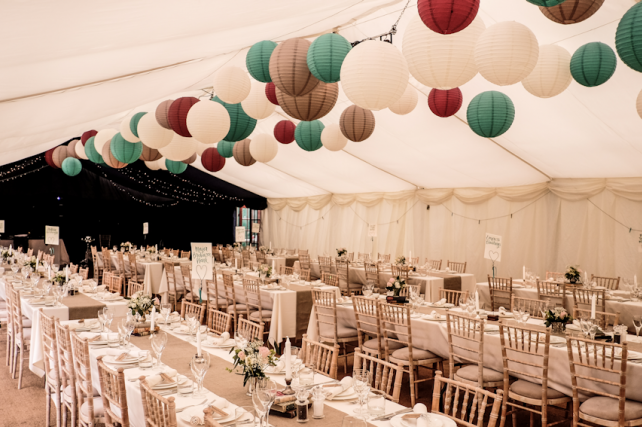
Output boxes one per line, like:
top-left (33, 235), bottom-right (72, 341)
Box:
top-left (341, 40), bottom-right (409, 111)
top-left (570, 42), bottom-right (616, 87)
top-left (522, 45), bottom-right (572, 98)
top-left (62, 157), bottom-right (82, 177)
top-left (616, 3), bottom-right (642, 73)
top-left (241, 81), bottom-right (276, 120)
top-left (249, 134), bottom-right (278, 163)
top-left (111, 133), bottom-right (143, 164)
top-left (159, 134), bottom-right (197, 161)
top-left (213, 66), bottom-right (251, 104)
top-left (81, 130), bottom-right (97, 146)
top-left (212, 96), bottom-right (257, 142)
top-left (66, 140), bottom-right (80, 159)
top-left (217, 141), bottom-right (235, 158)
top-left (139, 144), bottom-right (162, 161)
top-left (155, 100), bottom-right (174, 129)
top-left (168, 97), bottom-right (199, 137)
top-left (102, 140), bottom-right (127, 169)
top-left (527, 0), bottom-right (566, 5)
top-left (274, 120), bottom-right (296, 144)
top-left (130, 112), bottom-right (146, 138)
top-left (307, 33), bottom-right (352, 83)
top-left (195, 141), bottom-right (213, 156)
top-left (85, 137), bottom-right (104, 164)
top-left (52, 146), bottom-right (69, 168)
top-left (389, 84), bottom-right (418, 115)
top-left (295, 121), bottom-right (324, 152)
top-left (321, 124), bottom-right (348, 151)
top-left (404, 15), bottom-right (484, 90)
top-left (146, 160), bottom-right (161, 171)
top-left (276, 82), bottom-right (338, 121)
top-left (428, 88), bottom-right (463, 117)
top-left (186, 100), bottom-right (231, 145)
top-left (637, 89), bottom-right (642, 119)
top-left (540, 0), bottom-right (604, 24)
top-left (120, 115), bottom-right (140, 143)
top-left (166, 159), bottom-right (187, 174)
top-left (269, 38), bottom-right (320, 97)
top-left (137, 113), bottom-right (174, 149)
top-left (45, 148), bottom-right (58, 168)
top-left (418, 0), bottom-right (480, 34)
top-left (233, 139), bottom-right (256, 166)
top-left (246, 40), bottom-right (278, 83)
top-left (265, 82), bottom-right (279, 105)
top-left (467, 91), bottom-right (515, 138)
top-left (75, 139), bottom-right (89, 160)
top-left (201, 147), bottom-right (226, 172)
top-left (158, 157), bottom-right (168, 170)
top-left (94, 129), bottom-right (118, 154)
top-left (339, 105), bottom-right (375, 142)
top-left (474, 21), bottom-right (539, 86)
top-left (182, 153), bottom-right (197, 164)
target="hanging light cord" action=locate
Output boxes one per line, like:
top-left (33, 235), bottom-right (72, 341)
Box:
top-left (350, 0), bottom-right (412, 46)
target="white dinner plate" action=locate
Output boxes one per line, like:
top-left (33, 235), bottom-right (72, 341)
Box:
top-left (421, 315), bottom-right (446, 322)
top-left (180, 404), bottom-right (240, 424)
top-left (391, 413), bottom-right (456, 427)
top-left (429, 303), bottom-right (455, 308)
top-left (104, 355), bottom-right (145, 365)
top-left (202, 339), bottom-right (235, 349)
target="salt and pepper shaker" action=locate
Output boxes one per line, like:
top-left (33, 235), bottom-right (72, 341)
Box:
top-left (312, 386), bottom-right (325, 419)
top-left (296, 397), bottom-right (309, 423)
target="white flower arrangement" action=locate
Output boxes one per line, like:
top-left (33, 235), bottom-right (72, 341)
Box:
top-left (147, 247), bottom-right (157, 254)
top-left (228, 339), bottom-right (277, 386)
top-left (258, 264), bottom-right (272, 278)
top-left (2, 250), bottom-right (13, 260)
top-left (81, 236), bottom-right (94, 244)
top-left (258, 246), bottom-right (273, 255)
top-left (127, 292), bottom-right (159, 316)
top-left (232, 242), bottom-right (242, 253)
top-left (395, 255), bottom-right (406, 265)
top-left (386, 276), bottom-right (407, 296)
top-left (337, 248), bottom-right (347, 257)
top-left (23, 256), bottom-right (38, 270)
top-left (120, 241), bottom-right (132, 251)
top-left (52, 271), bottom-right (66, 285)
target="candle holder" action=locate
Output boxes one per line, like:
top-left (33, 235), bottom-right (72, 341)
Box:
top-left (282, 378), bottom-right (295, 395)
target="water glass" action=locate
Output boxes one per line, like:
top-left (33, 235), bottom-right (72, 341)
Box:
top-left (177, 374), bottom-right (194, 396)
top-left (161, 303), bottom-right (172, 326)
top-left (191, 353), bottom-right (210, 398)
top-left (139, 350), bottom-right (153, 370)
top-left (634, 315), bottom-right (642, 338)
top-left (366, 390), bottom-right (386, 417)
top-left (299, 365), bottom-right (314, 386)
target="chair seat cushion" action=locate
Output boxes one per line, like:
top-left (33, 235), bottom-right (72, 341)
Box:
top-left (319, 325), bottom-right (358, 340)
top-left (80, 397), bottom-right (104, 422)
top-left (390, 347), bottom-right (439, 362)
top-left (363, 339), bottom-right (404, 351)
top-left (580, 396), bottom-right (642, 421)
top-left (22, 317), bottom-right (32, 328)
top-left (226, 305), bottom-right (251, 314)
top-left (250, 310), bottom-right (273, 321)
top-left (63, 385), bottom-right (100, 402)
top-left (509, 380), bottom-right (565, 400)
top-left (455, 365), bottom-right (503, 383)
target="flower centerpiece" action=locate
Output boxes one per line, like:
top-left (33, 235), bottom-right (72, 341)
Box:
top-left (565, 265), bottom-right (582, 284)
top-left (127, 292), bottom-right (159, 319)
top-left (259, 246), bottom-right (273, 256)
top-left (232, 242), bottom-right (242, 253)
top-left (395, 255), bottom-right (406, 265)
top-left (228, 339), bottom-right (277, 387)
top-left (52, 271), bottom-right (66, 285)
top-left (2, 249), bottom-right (13, 260)
top-left (258, 264), bottom-right (273, 279)
top-left (147, 246), bottom-right (156, 254)
top-left (544, 306), bottom-right (572, 333)
top-left (23, 256), bottom-right (38, 270)
top-left (120, 241), bottom-right (132, 252)
top-left (336, 248), bottom-right (347, 258)
top-left (81, 236), bottom-right (94, 244)
top-left (386, 275), bottom-right (407, 297)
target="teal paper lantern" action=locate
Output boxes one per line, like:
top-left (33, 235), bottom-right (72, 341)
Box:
top-left (616, 2), bottom-right (642, 73)
top-left (525, 0), bottom-right (566, 6)
top-left (61, 157), bottom-right (82, 177)
top-left (467, 91), bottom-right (515, 138)
top-left (307, 33), bottom-right (352, 83)
top-left (217, 140), bottom-right (235, 158)
top-left (110, 133), bottom-right (143, 164)
top-left (84, 136), bottom-right (105, 164)
top-left (130, 112), bottom-right (146, 138)
top-left (166, 159), bottom-right (188, 174)
top-left (246, 40), bottom-right (278, 83)
top-left (295, 121), bottom-right (325, 152)
top-left (570, 42), bottom-right (616, 87)
top-left (212, 97), bottom-right (257, 142)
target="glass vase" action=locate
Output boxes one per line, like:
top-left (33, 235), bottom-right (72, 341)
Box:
top-left (551, 322), bottom-right (565, 334)
top-left (246, 377), bottom-right (257, 397)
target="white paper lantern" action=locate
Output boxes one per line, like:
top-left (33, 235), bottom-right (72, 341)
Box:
top-left (195, 140), bottom-right (214, 156)
top-left (388, 83), bottom-right (418, 115)
top-left (212, 66), bottom-right (251, 104)
top-left (158, 134), bottom-right (197, 161)
top-left (637, 89), bottom-right (642, 120)
top-left (249, 134), bottom-right (278, 163)
top-left (137, 113), bottom-right (174, 149)
top-left (146, 160), bottom-right (161, 170)
top-left (403, 14), bottom-right (484, 90)
top-left (522, 45), bottom-right (571, 98)
top-left (475, 21), bottom-right (539, 86)
top-left (241, 81), bottom-right (276, 120)
top-left (340, 40), bottom-right (409, 111)
top-left (321, 124), bottom-right (348, 151)
top-left (94, 129), bottom-right (118, 154)
top-left (186, 100), bottom-right (230, 145)
top-left (75, 139), bottom-right (88, 160)
top-left (157, 157), bottom-right (168, 170)
top-left (119, 115), bottom-right (140, 142)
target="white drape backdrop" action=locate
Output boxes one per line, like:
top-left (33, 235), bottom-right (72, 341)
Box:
top-left (263, 179), bottom-right (642, 283)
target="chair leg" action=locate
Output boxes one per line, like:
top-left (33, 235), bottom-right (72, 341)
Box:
top-left (409, 366), bottom-right (416, 407)
top-left (46, 386), bottom-right (51, 427)
top-left (11, 342), bottom-right (18, 379)
top-left (17, 345), bottom-right (24, 389)
top-left (62, 405), bottom-right (68, 427)
top-left (55, 391), bottom-right (62, 427)
top-left (499, 396), bottom-right (508, 427)
top-left (511, 407), bottom-right (517, 427)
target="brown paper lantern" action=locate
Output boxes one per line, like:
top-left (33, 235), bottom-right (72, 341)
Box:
top-left (276, 82), bottom-right (338, 121)
top-left (155, 100), bottom-right (174, 129)
top-left (182, 153), bottom-right (197, 164)
top-left (52, 146), bottom-right (69, 168)
top-left (139, 144), bottom-right (162, 161)
top-left (540, 0), bottom-right (604, 24)
top-left (66, 140), bottom-right (80, 159)
top-left (339, 105), bottom-right (375, 142)
top-left (102, 140), bottom-right (127, 169)
top-left (168, 97), bottom-right (199, 137)
top-left (232, 138), bottom-right (256, 166)
top-left (269, 38), bottom-right (319, 97)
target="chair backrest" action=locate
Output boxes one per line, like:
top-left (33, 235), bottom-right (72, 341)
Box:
top-left (96, 355), bottom-right (130, 427)
top-left (79, 267), bottom-right (89, 280)
top-left (139, 377), bottom-right (178, 427)
top-left (163, 261), bottom-right (178, 295)
top-left (128, 279), bottom-right (144, 297)
top-left (203, 408), bottom-right (224, 427)
top-left (9, 286), bottom-right (26, 345)
top-left (69, 263), bottom-right (79, 274)
top-left (545, 271), bottom-right (565, 281)
top-left (92, 253), bottom-right (101, 282)
top-left (447, 260), bottom-right (467, 273)
top-left (299, 254), bottom-right (310, 270)
top-left (300, 334), bottom-right (339, 379)
top-left (572, 288), bottom-right (605, 313)
top-left (255, 251), bottom-right (266, 264)
top-left (54, 320), bottom-right (75, 407)
top-left (399, 284), bottom-right (420, 297)
top-left (222, 272), bottom-right (247, 324)
top-left (446, 312), bottom-right (486, 387)
top-left (358, 252), bottom-right (370, 262)
top-left (573, 308), bottom-right (620, 330)
top-left (379, 303), bottom-right (414, 358)
top-left (298, 249), bottom-right (308, 255)
top-left (242, 277), bottom-right (264, 319)
top-left (206, 308), bottom-right (232, 336)
top-left (237, 316), bottom-right (264, 342)
top-left (128, 253), bottom-right (139, 282)
top-left (110, 274), bottom-right (124, 294)
top-left (352, 296), bottom-right (382, 354)
top-left (439, 288), bottom-right (469, 305)
top-left (511, 296), bottom-right (548, 319)
top-left (427, 259), bottom-right (442, 270)
top-left (70, 333), bottom-right (97, 423)
top-left (537, 280), bottom-right (567, 310)
top-left (318, 256), bottom-right (332, 274)
top-left (205, 276), bottom-right (226, 311)
top-left (299, 269), bottom-right (311, 281)
top-left (102, 248), bottom-right (112, 272)
top-left (40, 312), bottom-right (60, 388)
top-left (99, 234), bottom-right (111, 248)
top-left (181, 250), bottom-right (190, 259)
top-left (354, 349), bottom-right (403, 403)
top-left (26, 248), bottom-right (33, 256)
top-left (312, 289), bottom-right (339, 342)
top-left (279, 265), bottom-right (293, 276)
top-left (391, 264), bottom-right (409, 279)
top-left (364, 262), bottom-right (380, 290)
top-left (347, 252), bottom-right (354, 262)
top-left (335, 259), bottom-right (351, 294)
top-left (103, 270), bottom-right (112, 287)
top-left (591, 274), bottom-right (620, 290)
top-left (320, 271), bottom-right (339, 288)
top-left (431, 371), bottom-right (503, 427)
top-left (488, 275), bottom-right (513, 311)
top-left (378, 253), bottom-right (390, 263)
top-left (179, 264), bottom-right (193, 302)
top-left (116, 252), bottom-right (127, 276)
top-left (181, 301), bottom-right (206, 324)
top-left (172, 249), bottom-right (179, 257)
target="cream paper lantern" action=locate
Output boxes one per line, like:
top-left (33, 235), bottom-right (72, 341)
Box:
top-left (186, 100), bottom-right (230, 145)
top-left (474, 21), bottom-right (539, 86)
top-left (388, 83), bottom-right (418, 115)
top-left (321, 124), bottom-right (347, 151)
top-left (158, 134), bottom-right (197, 161)
top-left (157, 157), bottom-right (168, 170)
top-left (637, 89), bottom-right (642, 120)
top-left (403, 14), bottom-right (485, 90)
top-left (249, 134), bottom-right (278, 163)
top-left (119, 115), bottom-right (140, 142)
top-left (522, 45), bottom-right (572, 98)
top-left (75, 138), bottom-right (88, 160)
top-left (137, 113), bottom-right (174, 149)
top-left (212, 66), bottom-right (251, 104)
top-left (195, 140), bottom-right (214, 156)
top-left (94, 129), bottom-right (118, 154)
top-left (241, 81), bottom-right (276, 120)
top-left (340, 40), bottom-right (409, 111)
top-left (146, 160), bottom-right (161, 170)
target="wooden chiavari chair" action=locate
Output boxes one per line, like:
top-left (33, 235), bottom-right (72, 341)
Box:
top-left (300, 334), bottom-right (339, 379)
top-left (91, 246), bottom-right (102, 284)
top-left (181, 301), bottom-right (206, 324)
top-left (5, 280), bottom-right (15, 369)
top-left (139, 377), bottom-right (178, 427)
top-left (312, 289), bottom-right (357, 373)
top-left (206, 308), bottom-right (232, 336)
top-left (204, 276), bottom-right (228, 311)
top-left (9, 285), bottom-right (31, 388)
top-left (364, 262), bottom-right (382, 292)
top-left (573, 308), bottom-right (620, 330)
top-left (241, 250), bottom-right (250, 268)
top-left (391, 264), bottom-right (410, 279)
top-left (128, 279), bottom-right (145, 297)
top-left (336, 258), bottom-right (357, 296)
top-left (203, 407), bottom-right (224, 427)
top-left (110, 274), bottom-right (124, 295)
top-left (115, 252), bottom-right (130, 282)
top-left (427, 259), bottom-right (442, 270)
top-left (512, 296), bottom-right (549, 319)
top-left (537, 280), bottom-right (568, 310)
top-left (573, 288), bottom-right (606, 313)
top-left (180, 250), bottom-right (190, 259)
top-left (163, 261), bottom-right (182, 312)
top-left (103, 271), bottom-right (113, 290)
top-left (439, 288), bottom-right (469, 305)
top-left (96, 355), bottom-right (130, 427)
top-left (298, 249), bottom-right (308, 255)
top-left (41, 312), bottom-right (62, 427)
top-left (222, 273), bottom-right (250, 327)
top-left (79, 267), bottom-right (89, 280)
top-left (318, 256), bottom-right (333, 276)
top-left (179, 264), bottom-right (194, 303)
top-left (347, 252), bottom-right (354, 262)
top-left (102, 248), bottom-right (112, 273)
top-left (69, 263), bottom-right (79, 274)
top-left (352, 296), bottom-right (402, 358)
top-left (237, 315), bottom-right (264, 342)
top-left (128, 253), bottom-right (144, 284)
top-left (255, 251), bottom-right (266, 265)
top-left (26, 248), bottom-right (33, 257)
top-left (410, 257), bottom-right (419, 265)
top-left (279, 265), bottom-right (293, 275)
top-left (447, 260), bottom-right (467, 273)
top-left (399, 284), bottom-right (420, 297)
top-left (545, 271), bottom-right (565, 281)
top-left (488, 275), bottom-right (513, 311)
top-left (298, 254), bottom-right (310, 271)
top-left (377, 253), bottom-right (390, 263)
top-left (299, 269), bottom-right (311, 281)
top-left (172, 249), bottom-right (179, 257)
top-left (320, 271), bottom-right (339, 288)
top-left (354, 349), bottom-right (404, 403)
top-left (591, 274), bottom-right (620, 290)
top-left (243, 277), bottom-right (271, 340)
top-left (286, 249), bottom-right (295, 255)
top-left (71, 334), bottom-right (104, 426)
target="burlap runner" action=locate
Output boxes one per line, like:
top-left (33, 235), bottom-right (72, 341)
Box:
top-left (425, 272), bottom-right (462, 291)
top-left (286, 284), bottom-right (314, 338)
top-left (62, 293), bottom-right (106, 320)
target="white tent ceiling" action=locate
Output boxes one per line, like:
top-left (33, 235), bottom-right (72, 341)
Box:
top-left (3, 0), bottom-right (642, 199)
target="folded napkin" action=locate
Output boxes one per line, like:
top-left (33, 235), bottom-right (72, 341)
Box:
top-left (498, 306), bottom-right (506, 314)
top-left (327, 376), bottom-right (353, 399)
top-left (174, 395), bottom-right (208, 412)
top-left (413, 403), bottom-right (428, 414)
top-left (430, 310), bottom-right (441, 319)
top-left (220, 332), bottom-right (230, 341)
top-left (270, 360), bottom-right (285, 372)
top-left (432, 299), bottom-right (447, 307)
top-left (78, 332), bottom-right (102, 341)
top-left (145, 368), bottom-right (179, 387)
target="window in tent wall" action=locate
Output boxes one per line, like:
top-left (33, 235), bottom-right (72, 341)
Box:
top-left (235, 207), bottom-right (261, 246)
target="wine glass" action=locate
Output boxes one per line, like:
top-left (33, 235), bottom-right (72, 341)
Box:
top-left (43, 280), bottom-right (52, 296)
top-left (521, 310), bottom-right (530, 324)
top-left (352, 369), bottom-right (371, 418)
top-left (30, 272), bottom-right (40, 288)
top-left (253, 379), bottom-right (277, 427)
top-left (161, 303), bottom-right (172, 327)
top-left (633, 315), bottom-right (642, 338)
top-left (52, 264), bottom-right (59, 273)
top-left (459, 297), bottom-right (468, 312)
top-left (97, 309), bottom-right (106, 332)
top-left (125, 318), bottom-right (136, 347)
top-left (103, 308), bottom-right (113, 331)
top-left (151, 331), bottom-right (167, 369)
top-left (190, 352), bottom-right (210, 398)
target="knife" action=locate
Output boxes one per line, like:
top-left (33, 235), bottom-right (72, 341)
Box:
top-left (371, 408), bottom-right (413, 421)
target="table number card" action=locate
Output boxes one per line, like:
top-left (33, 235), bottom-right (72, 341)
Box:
top-left (143, 222), bottom-right (149, 235)
top-left (191, 242), bottom-right (213, 280)
top-left (45, 225), bottom-right (59, 245)
top-left (368, 224), bottom-right (377, 237)
top-left (235, 226), bottom-right (246, 243)
top-left (484, 233), bottom-right (502, 262)
top-left (251, 222), bottom-right (260, 233)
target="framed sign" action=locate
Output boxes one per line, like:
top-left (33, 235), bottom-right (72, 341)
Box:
top-left (191, 242), bottom-right (213, 280)
top-left (251, 222), bottom-right (260, 233)
top-left (484, 233), bottom-right (502, 262)
top-left (143, 222), bottom-right (149, 235)
top-left (235, 226), bottom-right (246, 243)
top-left (45, 225), bottom-right (60, 245)
top-left (368, 224), bottom-right (377, 237)
top-left (0, 220), bottom-right (5, 233)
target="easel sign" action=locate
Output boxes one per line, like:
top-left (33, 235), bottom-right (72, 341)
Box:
top-left (235, 226), bottom-right (246, 243)
top-left (191, 243), bottom-right (213, 280)
top-left (143, 222), bottom-right (149, 235)
top-left (0, 220), bottom-right (5, 233)
top-left (368, 224), bottom-right (377, 237)
top-left (45, 226), bottom-right (59, 245)
top-left (251, 222), bottom-right (260, 234)
top-left (484, 233), bottom-right (502, 277)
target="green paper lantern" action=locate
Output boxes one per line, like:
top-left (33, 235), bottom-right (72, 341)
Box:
top-left (246, 40), bottom-right (278, 83)
top-left (307, 33), bottom-right (352, 83)
top-left (217, 140), bottom-right (235, 158)
top-left (166, 159), bottom-right (188, 174)
top-left (130, 112), bottom-right (147, 138)
top-left (467, 91), bottom-right (515, 138)
top-left (525, 0), bottom-right (566, 6)
top-left (61, 157), bottom-right (82, 177)
top-left (295, 120), bottom-right (325, 152)
top-left (570, 42), bottom-right (616, 87)
top-left (616, 2), bottom-right (642, 73)
top-left (110, 133), bottom-right (143, 164)
top-left (212, 97), bottom-right (257, 142)
top-left (84, 136), bottom-right (105, 164)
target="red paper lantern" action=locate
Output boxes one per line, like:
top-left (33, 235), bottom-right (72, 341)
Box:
top-left (428, 87), bottom-right (463, 118)
top-left (168, 97), bottom-right (199, 137)
top-left (201, 147), bottom-right (226, 172)
top-left (418, 0), bottom-right (480, 35)
top-left (274, 120), bottom-right (295, 144)
top-left (81, 130), bottom-right (97, 146)
top-left (45, 148), bottom-right (58, 168)
top-left (265, 82), bottom-right (279, 105)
